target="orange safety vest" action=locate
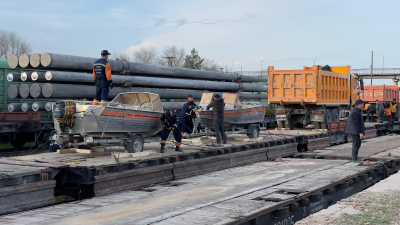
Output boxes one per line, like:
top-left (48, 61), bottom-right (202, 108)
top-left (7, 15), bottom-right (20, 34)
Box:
top-left (385, 108), bottom-right (391, 116)
top-left (365, 103), bottom-right (369, 109)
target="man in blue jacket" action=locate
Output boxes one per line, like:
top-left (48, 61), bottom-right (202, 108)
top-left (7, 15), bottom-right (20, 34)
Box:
top-left (345, 99), bottom-right (365, 162)
top-left (49, 130), bottom-right (60, 153)
top-left (180, 94), bottom-right (197, 136)
top-left (160, 108), bottom-right (182, 153)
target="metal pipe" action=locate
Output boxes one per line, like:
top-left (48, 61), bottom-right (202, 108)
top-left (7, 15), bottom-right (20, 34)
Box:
top-left (40, 53), bottom-right (267, 83)
top-left (40, 83), bottom-right (268, 100)
top-left (7, 54), bottom-right (19, 68)
top-left (8, 103), bottom-right (22, 112)
top-left (7, 73), bottom-right (21, 82)
top-left (30, 84), bottom-right (44, 98)
top-left (21, 72), bottom-right (33, 82)
top-left (45, 102), bottom-right (54, 111)
top-left (7, 85), bottom-right (20, 99)
top-left (19, 84), bottom-right (30, 98)
top-left (21, 103), bottom-right (33, 112)
top-left (37, 71), bottom-right (268, 92)
top-left (32, 102), bottom-right (47, 111)
top-left (19, 54), bottom-right (31, 68)
top-left (30, 53), bottom-right (41, 68)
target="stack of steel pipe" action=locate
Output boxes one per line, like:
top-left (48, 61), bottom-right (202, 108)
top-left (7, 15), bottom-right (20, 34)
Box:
top-left (6, 52), bottom-right (268, 109)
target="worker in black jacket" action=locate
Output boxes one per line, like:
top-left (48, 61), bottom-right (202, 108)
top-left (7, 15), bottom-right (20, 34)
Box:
top-left (206, 94), bottom-right (227, 145)
top-left (160, 108), bottom-right (182, 153)
top-left (366, 103), bottom-right (376, 122)
top-left (345, 99), bottom-right (365, 162)
top-left (180, 94), bottom-right (197, 136)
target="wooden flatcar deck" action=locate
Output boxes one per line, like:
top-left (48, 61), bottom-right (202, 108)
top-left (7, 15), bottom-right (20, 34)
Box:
top-left (0, 158), bottom-right (386, 225)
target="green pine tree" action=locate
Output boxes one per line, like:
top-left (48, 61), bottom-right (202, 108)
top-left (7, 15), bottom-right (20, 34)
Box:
top-left (183, 48), bottom-right (204, 69)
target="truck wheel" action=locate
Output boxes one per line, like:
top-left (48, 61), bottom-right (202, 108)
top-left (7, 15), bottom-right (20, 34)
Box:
top-left (288, 116), bottom-right (295, 130)
top-left (125, 134), bottom-right (144, 153)
top-left (247, 124), bottom-right (260, 138)
top-left (331, 109), bottom-right (339, 121)
top-left (11, 139), bottom-right (26, 150)
top-left (321, 109), bottom-right (332, 129)
top-left (313, 122), bottom-right (321, 129)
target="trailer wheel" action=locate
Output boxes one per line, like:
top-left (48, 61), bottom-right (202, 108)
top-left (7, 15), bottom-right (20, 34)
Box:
top-left (321, 109), bottom-right (332, 129)
top-left (331, 109), bottom-right (339, 121)
top-left (10, 139), bottom-right (26, 150)
top-left (125, 135), bottom-right (144, 153)
top-left (247, 124), bottom-right (260, 138)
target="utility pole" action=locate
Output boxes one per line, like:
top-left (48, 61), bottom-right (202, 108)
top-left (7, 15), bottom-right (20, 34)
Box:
top-left (163, 57), bottom-right (176, 67)
top-left (314, 58), bottom-right (316, 65)
top-left (219, 67), bottom-right (224, 73)
top-left (370, 51), bottom-right (373, 85)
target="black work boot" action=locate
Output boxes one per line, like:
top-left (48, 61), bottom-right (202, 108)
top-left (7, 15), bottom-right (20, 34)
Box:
top-left (160, 143), bottom-right (165, 153)
top-left (175, 146), bottom-right (183, 152)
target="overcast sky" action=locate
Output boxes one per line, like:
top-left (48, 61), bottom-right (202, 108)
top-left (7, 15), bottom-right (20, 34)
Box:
top-left (1, 0), bottom-right (399, 84)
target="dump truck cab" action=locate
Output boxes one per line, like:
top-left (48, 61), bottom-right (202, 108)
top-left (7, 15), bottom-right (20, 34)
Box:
top-left (268, 65), bottom-right (363, 129)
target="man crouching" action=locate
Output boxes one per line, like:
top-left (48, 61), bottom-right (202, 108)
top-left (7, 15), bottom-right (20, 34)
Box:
top-left (160, 107), bottom-right (182, 153)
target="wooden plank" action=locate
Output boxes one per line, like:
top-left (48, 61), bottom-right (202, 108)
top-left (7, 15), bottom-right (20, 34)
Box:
top-left (113, 150), bottom-right (157, 158)
top-left (75, 149), bottom-right (92, 154)
top-left (235, 138), bottom-right (250, 142)
top-left (57, 149), bottom-right (77, 154)
top-left (91, 147), bottom-right (105, 152)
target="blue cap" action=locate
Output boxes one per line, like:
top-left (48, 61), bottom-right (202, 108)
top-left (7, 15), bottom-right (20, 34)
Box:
top-left (355, 99), bottom-right (365, 106)
top-left (101, 50), bottom-right (111, 56)
top-left (171, 107), bottom-right (179, 115)
top-left (51, 130), bottom-right (56, 136)
top-left (187, 94), bottom-right (194, 98)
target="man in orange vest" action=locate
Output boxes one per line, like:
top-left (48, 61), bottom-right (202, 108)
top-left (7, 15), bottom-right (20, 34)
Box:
top-left (384, 104), bottom-right (392, 125)
top-left (92, 50), bottom-right (113, 106)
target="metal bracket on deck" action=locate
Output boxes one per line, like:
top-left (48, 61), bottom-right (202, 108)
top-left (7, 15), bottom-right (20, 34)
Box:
top-left (40, 173), bottom-right (49, 181)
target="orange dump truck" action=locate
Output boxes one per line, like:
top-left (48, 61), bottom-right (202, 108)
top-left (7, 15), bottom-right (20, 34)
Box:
top-left (268, 65), bottom-right (364, 129)
top-left (359, 84), bottom-right (399, 120)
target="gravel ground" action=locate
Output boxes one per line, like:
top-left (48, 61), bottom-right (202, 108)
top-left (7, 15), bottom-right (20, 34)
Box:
top-left (296, 172), bottom-right (400, 225)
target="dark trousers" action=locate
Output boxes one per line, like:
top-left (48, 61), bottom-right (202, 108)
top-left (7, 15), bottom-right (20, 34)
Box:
top-left (351, 134), bottom-right (361, 161)
top-left (49, 143), bottom-right (60, 153)
top-left (161, 128), bottom-right (181, 145)
top-left (367, 111), bottom-right (374, 122)
top-left (95, 80), bottom-right (110, 101)
top-left (378, 110), bottom-right (384, 123)
top-left (213, 119), bottom-right (227, 144)
top-left (180, 116), bottom-right (193, 133)
top-left (387, 114), bottom-right (392, 125)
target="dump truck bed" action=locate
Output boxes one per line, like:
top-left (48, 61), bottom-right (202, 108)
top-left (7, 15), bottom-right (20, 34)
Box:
top-left (360, 85), bottom-right (399, 103)
top-left (268, 66), bottom-right (351, 105)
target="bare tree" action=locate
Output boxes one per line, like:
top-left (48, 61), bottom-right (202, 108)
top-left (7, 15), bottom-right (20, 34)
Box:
top-left (0, 30), bottom-right (9, 58)
top-left (201, 59), bottom-right (220, 72)
top-left (157, 46), bottom-right (186, 67)
top-left (132, 45), bottom-right (157, 64)
top-left (111, 50), bottom-right (130, 61)
top-left (0, 29), bottom-right (32, 58)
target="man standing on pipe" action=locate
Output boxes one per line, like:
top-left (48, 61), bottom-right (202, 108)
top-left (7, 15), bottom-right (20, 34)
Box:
top-left (160, 108), bottom-right (183, 153)
top-left (180, 94), bottom-right (198, 136)
top-left (92, 50), bottom-right (113, 106)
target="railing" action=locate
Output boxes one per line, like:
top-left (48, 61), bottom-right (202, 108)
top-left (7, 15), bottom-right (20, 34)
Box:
top-left (351, 68), bottom-right (400, 76)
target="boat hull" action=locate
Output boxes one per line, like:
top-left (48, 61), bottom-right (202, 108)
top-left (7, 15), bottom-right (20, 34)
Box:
top-left (69, 105), bottom-right (162, 137)
top-left (195, 106), bottom-right (266, 130)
